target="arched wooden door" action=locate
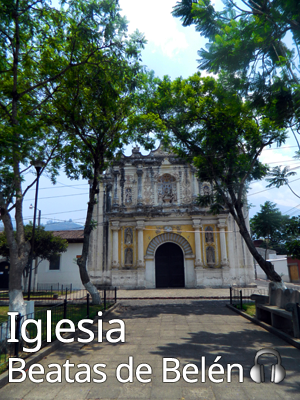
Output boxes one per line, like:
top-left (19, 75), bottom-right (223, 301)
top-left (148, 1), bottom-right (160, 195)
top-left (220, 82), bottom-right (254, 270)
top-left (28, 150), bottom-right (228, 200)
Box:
top-left (155, 242), bottom-right (184, 288)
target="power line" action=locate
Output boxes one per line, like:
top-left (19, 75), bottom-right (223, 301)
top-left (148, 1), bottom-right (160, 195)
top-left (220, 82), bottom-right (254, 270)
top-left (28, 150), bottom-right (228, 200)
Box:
top-left (23, 192), bottom-right (88, 202)
top-left (26, 183), bottom-right (88, 192)
top-left (263, 146), bottom-right (298, 151)
top-left (283, 203), bottom-right (300, 215)
top-left (248, 177), bottom-right (300, 197)
top-left (23, 209), bottom-right (87, 219)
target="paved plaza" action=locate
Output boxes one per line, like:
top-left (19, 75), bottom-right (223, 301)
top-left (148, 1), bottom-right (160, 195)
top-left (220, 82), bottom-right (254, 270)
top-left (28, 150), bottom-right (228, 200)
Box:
top-left (1, 292), bottom-right (300, 399)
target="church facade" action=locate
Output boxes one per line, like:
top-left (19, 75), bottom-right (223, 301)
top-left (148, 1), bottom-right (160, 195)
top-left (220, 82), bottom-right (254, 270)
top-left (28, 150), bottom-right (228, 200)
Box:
top-left (88, 145), bottom-right (254, 289)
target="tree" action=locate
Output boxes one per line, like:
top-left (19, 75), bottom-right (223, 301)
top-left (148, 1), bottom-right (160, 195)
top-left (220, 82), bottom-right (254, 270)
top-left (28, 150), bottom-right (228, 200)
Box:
top-left (0, 0), bottom-right (139, 313)
top-left (48, 38), bottom-right (151, 303)
top-left (137, 73), bottom-right (287, 282)
top-left (285, 215), bottom-right (300, 258)
top-left (251, 204), bottom-right (300, 258)
top-left (0, 224), bottom-right (68, 265)
top-left (266, 165), bottom-right (300, 199)
top-left (172, 0), bottom-right (300, 146)
top-left (250, 201), bottom-right (290, 255)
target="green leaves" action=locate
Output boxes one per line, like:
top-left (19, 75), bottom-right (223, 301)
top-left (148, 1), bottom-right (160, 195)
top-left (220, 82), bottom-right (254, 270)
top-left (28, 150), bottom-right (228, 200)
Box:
top-left (173, 0), bottom-right (300, 136)
top-left (137, 72), bottom-right (287, 219)
top-left (0, 224), bottom-right (68, 261)
top-left (250, 202), bottom-right (300, 256)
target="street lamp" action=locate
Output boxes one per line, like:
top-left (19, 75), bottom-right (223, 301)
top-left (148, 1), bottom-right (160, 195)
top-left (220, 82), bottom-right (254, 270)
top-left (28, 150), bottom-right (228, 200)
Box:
top-left (27, 160), bottom-right (45, 300)
top-left (29, 204), bottom-right (41, 291)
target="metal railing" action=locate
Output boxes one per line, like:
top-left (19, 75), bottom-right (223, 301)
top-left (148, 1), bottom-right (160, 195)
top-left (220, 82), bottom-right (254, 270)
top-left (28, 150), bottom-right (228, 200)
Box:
top-left (0, 287), bottom-right (117, 368)
top-left (0, 286), bottom-right (118, 305)
top-left (229, 287), bottom-right (268, 309)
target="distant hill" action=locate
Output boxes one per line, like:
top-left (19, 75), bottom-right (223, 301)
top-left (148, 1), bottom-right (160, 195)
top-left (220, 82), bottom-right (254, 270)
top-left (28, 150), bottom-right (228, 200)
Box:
top-left (44, 219), bottom-right (83, 231)
top-left (0, 219), bottom-right (84, 232)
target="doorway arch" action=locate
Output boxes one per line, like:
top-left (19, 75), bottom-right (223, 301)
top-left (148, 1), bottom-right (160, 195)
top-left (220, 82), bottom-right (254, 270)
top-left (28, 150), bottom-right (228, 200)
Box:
top-left (155, 242), bottom-right (184, 288)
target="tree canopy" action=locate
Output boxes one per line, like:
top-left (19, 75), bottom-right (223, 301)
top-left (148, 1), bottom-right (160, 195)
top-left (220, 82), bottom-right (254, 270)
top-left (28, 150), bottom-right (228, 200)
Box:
top-left (0, 0), bottom-right (145, 312)
top-left (136, 72), bottom-right (287, 282)
top-left (47, 32), bottom-right (149, 303)
top-left (250, 201), bottom-right (290, 253)
top-left (0, 224), bottom-right (68, 261)
top-left (172, 0), bottom-right (300, 145)
top-left (251, 201), bottom-right (300, 257)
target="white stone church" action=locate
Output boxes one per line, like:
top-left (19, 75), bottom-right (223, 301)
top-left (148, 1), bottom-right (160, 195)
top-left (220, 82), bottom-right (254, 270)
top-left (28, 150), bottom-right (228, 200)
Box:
top-left (88, 145), bottom-right (254, 289)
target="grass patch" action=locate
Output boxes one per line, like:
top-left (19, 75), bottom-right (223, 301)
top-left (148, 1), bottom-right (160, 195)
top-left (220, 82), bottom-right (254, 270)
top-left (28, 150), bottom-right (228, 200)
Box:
top-left (0, 306), bottom-right (9, 324)
top-left (234, 302), bottom-right (256, 317)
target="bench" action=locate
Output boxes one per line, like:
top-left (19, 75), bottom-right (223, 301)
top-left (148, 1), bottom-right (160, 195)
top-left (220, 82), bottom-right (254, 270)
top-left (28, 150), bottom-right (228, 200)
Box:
top-left (250, 283), bottom-right (300, 338)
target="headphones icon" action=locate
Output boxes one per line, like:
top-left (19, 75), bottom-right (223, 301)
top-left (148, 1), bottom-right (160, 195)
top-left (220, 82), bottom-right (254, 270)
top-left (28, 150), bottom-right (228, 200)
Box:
top-left (250, 348), bottom-right (286, 384)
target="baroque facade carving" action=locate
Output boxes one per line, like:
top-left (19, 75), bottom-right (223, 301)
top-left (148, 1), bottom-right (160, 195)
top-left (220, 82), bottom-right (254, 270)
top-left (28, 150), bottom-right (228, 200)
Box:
top-left (88, 144), bottom-right (255, 289)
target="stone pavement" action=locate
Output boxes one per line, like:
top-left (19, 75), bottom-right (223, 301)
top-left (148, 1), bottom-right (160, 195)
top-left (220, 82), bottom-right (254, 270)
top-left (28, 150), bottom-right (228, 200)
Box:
top-left (117, 287), bottom-right (232, 299)
top-left (1, 296), bottom-right (300, 400)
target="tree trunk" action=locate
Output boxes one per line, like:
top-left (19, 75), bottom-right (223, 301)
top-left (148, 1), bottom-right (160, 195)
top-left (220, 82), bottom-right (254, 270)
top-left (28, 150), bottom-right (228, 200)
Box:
top-left (77, 173), bottom-right (101, 304)
top-left (1, 210), bottom-right (30, 315)
top-left (233, 203), bottom-right (283, 284)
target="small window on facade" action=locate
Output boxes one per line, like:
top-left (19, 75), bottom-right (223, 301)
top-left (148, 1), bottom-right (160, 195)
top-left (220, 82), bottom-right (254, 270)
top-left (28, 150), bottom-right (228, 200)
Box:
top-left (49, 254), bottom-right (60, 270)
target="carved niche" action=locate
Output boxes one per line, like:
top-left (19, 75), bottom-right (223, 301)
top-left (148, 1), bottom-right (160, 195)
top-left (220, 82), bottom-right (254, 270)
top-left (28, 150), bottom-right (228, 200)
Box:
top-left (125, 188), bottom-right (132, 205)
top-left (205, 226), bottom-right (214, 243)
top-left (157, 174), bottom-right (177, 204)
top-left (124, 228), bottom-right (133, 244)
top-left (124, 248), bottom-right (133, 266)
top-left (206, 246), bottom-right (215, 266)
top-left (203, 184), bottom-right (210, 196)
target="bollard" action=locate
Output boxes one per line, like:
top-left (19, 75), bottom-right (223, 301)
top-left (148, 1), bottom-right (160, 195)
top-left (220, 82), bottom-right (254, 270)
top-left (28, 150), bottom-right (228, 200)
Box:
top-left (63, 299), bottom-right (67, 329)
top-left (14, 313), bottom-right (21, 357)
top-left (240, 290), bottom-right (243, 311)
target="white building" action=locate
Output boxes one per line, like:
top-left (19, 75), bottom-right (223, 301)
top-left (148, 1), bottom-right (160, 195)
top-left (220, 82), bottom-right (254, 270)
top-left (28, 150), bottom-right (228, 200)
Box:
top-left (37, 230), bottom-right (84, 290)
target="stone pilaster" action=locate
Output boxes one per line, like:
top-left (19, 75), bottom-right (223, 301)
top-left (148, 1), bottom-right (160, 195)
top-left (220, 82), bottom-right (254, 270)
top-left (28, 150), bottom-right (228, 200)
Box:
top-left (111, 221), bottom-right (120, 268)
top-left (136, 167), bottom-right (143, 208)
top-left (136, 220), bottom-right (145, 268)
top-left (112, 169), bottom-right (120, 211)
top-left (191, 167), bottom-right (198, 202)
top-left (193, 219), bottom-right (203, 267)
top-left (218, 219), bottom-right (228, 267)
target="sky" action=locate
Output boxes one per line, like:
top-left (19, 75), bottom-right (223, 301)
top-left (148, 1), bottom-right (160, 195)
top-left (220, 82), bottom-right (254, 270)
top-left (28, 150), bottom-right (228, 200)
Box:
top-left (16, 0), bottom-right (300, 229)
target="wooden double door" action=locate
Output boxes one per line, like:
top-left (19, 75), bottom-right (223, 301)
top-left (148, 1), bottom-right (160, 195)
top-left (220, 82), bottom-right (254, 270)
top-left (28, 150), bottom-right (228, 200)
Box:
top-left (155, 242), bottom-right (185, 288)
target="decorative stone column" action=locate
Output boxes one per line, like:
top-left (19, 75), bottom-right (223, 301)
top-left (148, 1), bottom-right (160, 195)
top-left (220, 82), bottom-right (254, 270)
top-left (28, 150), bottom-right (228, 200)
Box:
top-left (112, 169), bottom-right (120, 211)
top-left (218, 219), bottom-right (228, 267)
top-left (111, 221), bottom-right (120, 268)
top-left (120, 167), bottom-right (125, 209)
top-left (193, 219), bottom-right (203, 267)
top-left (136, 220), bottom-right (145, 267)
top-left (191, 167), bottom-right (198, 203)
top-left (136, 167), bottom-right (143, 208)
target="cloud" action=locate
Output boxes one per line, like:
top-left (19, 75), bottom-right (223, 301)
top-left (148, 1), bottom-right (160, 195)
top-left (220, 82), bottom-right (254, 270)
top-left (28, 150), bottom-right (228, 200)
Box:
top-left (119, 0), bottom-right (189, 58)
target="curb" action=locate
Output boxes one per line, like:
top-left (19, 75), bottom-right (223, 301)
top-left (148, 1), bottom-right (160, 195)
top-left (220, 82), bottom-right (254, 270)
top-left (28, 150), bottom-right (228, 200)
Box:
top-left (0, 302), bottom-right (119, 390)
top-left (117, 297), bottom-right (230, 300)
top-left (226, 304), bottom-right (300, 350)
